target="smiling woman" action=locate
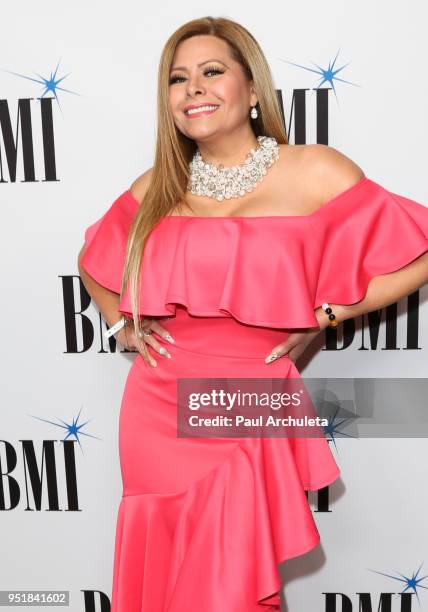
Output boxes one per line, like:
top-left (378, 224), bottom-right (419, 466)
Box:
top-left (78, 14), bottom-right (428, 612)
top-left (168, 35), bottom-right (260, 159)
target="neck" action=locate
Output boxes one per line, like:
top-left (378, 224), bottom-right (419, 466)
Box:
top-left (196, 126), bottom-right (259, 166)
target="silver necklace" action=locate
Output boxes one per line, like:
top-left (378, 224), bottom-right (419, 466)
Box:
top-left (187, 135), bottom-right (280, 202)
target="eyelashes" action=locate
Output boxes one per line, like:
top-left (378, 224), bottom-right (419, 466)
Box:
top-left (169, 67), bottom-right (225, 85)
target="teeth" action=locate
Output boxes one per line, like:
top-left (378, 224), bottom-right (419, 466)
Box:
top-left (186, 105), bottom-right (218, 115)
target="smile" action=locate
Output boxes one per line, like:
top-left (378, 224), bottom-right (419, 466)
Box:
top-left (184, 105), bottom-right (219, 117)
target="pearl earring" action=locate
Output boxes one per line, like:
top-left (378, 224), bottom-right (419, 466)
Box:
top-left (250, 105), bottom-right (258, 119)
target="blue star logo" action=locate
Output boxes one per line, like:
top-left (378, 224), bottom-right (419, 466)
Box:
top-left (312, 394), bottom-right (357, 454)
top-left (278, 48), bottom-right (360, 104)
top-left (2, 58), bottom-right (82, 114)
top-left (323, 405), bottom-right (357, 453)
top-left (369, 562), bottom-right (428, 605)
top-left (28, 405), bottom-right (101, 454)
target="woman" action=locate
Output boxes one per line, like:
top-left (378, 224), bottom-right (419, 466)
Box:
top-left (78, 16), bottom-right (428, 612)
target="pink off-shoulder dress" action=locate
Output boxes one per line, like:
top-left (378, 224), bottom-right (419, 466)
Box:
top-left (80, 176), bottom-right (428, 611)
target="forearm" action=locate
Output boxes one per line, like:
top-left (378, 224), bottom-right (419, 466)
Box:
top-left (78, 247), bottom-right (122, 327)
top-left (318, 250), bottom-right (428, 326)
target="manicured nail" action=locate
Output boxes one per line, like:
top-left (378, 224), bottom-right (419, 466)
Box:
top-left (159, 347), bottom-right (171, 358)
top-left (265, 352), bottom-right (279, 364)
top-left (164, 333), bottom-right (175, 343)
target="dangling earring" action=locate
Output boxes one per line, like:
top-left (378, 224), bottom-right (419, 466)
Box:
top-left (250, 105), bottom-right (258, 119)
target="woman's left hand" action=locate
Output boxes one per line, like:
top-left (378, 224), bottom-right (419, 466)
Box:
top-left (264, 308), bottom-right (329, 364)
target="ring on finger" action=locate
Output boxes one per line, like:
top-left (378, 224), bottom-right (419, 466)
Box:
top-left (138, 330), bottom-right (153, 338)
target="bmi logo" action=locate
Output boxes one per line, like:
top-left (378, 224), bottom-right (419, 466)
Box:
top-left (0, 408), bottom-right (99, 511)
top-left (323, 562), bottom-right (427, 610)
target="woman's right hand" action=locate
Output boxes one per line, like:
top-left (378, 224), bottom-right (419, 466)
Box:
top-left (115, 317), bottom-right (174, 367)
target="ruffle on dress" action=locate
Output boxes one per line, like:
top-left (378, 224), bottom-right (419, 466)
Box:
top-left (81, 176), bottom-right (428, 329)
top-left (111, 434), bottom-right (341, 610)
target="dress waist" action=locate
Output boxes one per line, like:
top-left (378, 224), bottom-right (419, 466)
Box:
top-left (154, 304), bottom-right (292, 359)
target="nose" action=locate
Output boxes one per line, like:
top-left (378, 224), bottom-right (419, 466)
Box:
top-left (186, 73), bottom-right (205, 96)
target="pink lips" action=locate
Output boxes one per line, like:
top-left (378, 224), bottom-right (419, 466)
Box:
top-left (184, 106), bottom-right (219, 119)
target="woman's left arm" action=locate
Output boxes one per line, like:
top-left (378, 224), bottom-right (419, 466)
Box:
top-left (320, 250), bottom-right (428, 327)
top-left (265, 144), bottom-right (428, 363)
top-left (311, 145), bottom-right (428, 326)
top-left (266, 254), bottom-right (428, 365)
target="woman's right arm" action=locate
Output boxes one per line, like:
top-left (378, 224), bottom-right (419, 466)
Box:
top-left (78, 242), bottom-right (173, 367)
top-left (77, 168), bottom-right (172, 366)
top-left (77, 168), bottom-right (154, 326)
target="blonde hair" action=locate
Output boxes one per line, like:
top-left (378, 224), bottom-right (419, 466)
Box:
top-left (121, 15), bottom-right (288, 357)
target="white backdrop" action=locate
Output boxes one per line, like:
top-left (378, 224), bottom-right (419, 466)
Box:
top-left (1, 2), bottom-right (428, 611)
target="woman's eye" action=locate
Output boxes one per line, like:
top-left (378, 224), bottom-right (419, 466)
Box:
top-left (169, 75), bottom-right (185, 84)
top-left (204, 68), bottom-right (224, 77)
top-left (169, 67), bottom-right (224, 85)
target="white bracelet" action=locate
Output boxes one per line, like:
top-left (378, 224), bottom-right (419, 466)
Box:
top-left (104, 316), bottom-right (127, 339)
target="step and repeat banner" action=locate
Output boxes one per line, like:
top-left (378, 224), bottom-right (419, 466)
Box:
top-left (1, 1), bottom-right (428, 611)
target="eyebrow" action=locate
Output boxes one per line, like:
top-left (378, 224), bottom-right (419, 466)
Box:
top-left (170, 59), bottom-right (227, 72)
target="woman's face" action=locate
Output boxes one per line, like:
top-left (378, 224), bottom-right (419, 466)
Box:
top-left (168, 34), bottom-right (257, 144)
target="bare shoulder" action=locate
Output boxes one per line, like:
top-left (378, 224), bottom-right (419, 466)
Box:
top-left (129, 167), bottom-right (154, 205)
top-left (300, 144), bottom-right (366, 207)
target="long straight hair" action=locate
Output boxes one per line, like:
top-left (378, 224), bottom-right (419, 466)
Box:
top-left (121, 15), bottom-right (288, 357)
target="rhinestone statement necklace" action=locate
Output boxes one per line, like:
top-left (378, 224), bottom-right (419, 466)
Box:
top-left (187, 135), bottom-right (280, 202)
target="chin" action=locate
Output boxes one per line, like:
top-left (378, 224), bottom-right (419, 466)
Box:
top-left (186, 129), bottom-right (219, 142)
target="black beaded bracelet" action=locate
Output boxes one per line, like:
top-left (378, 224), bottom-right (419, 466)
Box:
top-left (322, 302), bottom-right (338, 328)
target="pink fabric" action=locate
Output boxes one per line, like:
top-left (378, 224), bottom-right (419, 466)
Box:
top-left (80, 176), bottom-right (428, 610)
top-left (112, 308), bottom-right (340, 611)
top-left (81, 176), bottom-right (428, 328)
